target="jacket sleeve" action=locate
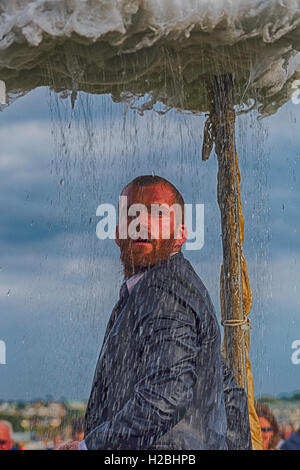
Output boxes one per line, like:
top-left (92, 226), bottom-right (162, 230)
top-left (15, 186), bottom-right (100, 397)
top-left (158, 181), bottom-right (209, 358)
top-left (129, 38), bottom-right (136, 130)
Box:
top-left (222, 356), bottom-right (252, 450)
top-left (84, 285), bottom-right (200, 450)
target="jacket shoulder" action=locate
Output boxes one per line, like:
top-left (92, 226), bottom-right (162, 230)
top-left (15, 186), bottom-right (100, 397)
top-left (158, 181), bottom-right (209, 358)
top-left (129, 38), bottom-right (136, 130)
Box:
top-left (133, 253), bottom-right (218, 323)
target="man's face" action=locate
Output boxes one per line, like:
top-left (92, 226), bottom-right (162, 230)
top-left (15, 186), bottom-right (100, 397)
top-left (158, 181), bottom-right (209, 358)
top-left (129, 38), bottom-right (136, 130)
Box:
top-left (0, 423), bottom-right (13, 451)
top-left (116, 183), bottom-right (185, 276)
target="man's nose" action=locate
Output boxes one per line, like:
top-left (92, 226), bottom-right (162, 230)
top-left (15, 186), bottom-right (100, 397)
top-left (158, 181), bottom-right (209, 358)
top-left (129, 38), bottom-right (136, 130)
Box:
top-left (138, 210), bottom-right (151, 229)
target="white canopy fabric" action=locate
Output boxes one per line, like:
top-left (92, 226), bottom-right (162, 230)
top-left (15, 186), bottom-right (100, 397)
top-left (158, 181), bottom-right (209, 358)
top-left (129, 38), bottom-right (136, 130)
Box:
top-left (1, 0), bottom-right (300, 114)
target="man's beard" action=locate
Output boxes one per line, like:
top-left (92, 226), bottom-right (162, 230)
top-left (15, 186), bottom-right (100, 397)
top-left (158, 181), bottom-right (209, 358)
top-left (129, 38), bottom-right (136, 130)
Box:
top-left (119, 236), bottom-right (176, 278)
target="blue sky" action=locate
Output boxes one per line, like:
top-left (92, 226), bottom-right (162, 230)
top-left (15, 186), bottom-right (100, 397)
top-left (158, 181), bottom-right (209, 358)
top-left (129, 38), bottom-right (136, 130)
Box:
top-left (0, 87), bottom-right (299, 400)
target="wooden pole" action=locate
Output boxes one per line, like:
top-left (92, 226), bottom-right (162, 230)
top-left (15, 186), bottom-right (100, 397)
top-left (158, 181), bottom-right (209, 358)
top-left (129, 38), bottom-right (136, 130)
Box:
top-left (206, 74), bottom-right (246, 387)
top-left (203, 74), bottom-right (263, 448)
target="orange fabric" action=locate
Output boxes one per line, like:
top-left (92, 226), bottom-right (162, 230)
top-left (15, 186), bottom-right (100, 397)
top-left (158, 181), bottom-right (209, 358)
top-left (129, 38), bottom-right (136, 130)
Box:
top-left (236, 153), bottom-right (263, 450)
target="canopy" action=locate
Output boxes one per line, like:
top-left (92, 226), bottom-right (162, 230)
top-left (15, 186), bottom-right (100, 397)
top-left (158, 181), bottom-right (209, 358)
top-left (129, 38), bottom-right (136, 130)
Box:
top-left (1, 0), bottom-right (300, 115)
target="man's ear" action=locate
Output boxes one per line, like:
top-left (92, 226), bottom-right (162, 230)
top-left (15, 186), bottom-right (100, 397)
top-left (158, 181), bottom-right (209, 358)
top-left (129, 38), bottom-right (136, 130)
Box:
top-left (174, 224), bottom-right (187, 248)
top-left (115, 225), bottom-right (120, 247)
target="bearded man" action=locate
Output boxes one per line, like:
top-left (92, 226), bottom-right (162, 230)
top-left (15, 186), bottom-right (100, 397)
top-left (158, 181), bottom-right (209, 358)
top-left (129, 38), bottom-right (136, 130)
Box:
top-left (60, 175), bottom-right (251, 450)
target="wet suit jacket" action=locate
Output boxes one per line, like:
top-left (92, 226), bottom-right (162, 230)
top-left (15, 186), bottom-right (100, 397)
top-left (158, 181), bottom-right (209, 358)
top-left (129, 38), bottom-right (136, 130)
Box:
top-left (84, 252), bottom-right (252, 450)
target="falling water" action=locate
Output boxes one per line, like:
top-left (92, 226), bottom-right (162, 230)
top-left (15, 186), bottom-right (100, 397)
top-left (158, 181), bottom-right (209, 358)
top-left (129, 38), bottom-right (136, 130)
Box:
top-left (1, 0), bottom-right (300, 446)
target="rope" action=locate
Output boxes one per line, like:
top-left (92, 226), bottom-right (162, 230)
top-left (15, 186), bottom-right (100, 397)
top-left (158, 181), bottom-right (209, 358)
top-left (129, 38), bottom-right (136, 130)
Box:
top-left (221, 316), bottom-right (252, 331)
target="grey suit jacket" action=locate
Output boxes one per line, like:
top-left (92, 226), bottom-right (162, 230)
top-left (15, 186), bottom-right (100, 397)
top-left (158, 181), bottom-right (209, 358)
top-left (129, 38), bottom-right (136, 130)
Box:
top-left (84, 252), bottom-right (251, 450)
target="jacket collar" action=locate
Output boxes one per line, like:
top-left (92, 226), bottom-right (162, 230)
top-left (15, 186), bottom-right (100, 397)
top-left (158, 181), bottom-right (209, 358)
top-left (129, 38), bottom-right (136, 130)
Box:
top-left (124, 251), bottom-right (182, 294)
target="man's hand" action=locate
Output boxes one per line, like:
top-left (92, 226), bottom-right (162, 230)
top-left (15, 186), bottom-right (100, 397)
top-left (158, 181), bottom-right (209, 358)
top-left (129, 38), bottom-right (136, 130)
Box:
top-left (57, 441), bottom-right (79, 450)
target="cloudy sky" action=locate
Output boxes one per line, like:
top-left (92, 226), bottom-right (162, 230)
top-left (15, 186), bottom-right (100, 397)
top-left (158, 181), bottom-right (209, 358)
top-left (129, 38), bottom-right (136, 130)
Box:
top-left (0, 87), bottom-right (299, 401)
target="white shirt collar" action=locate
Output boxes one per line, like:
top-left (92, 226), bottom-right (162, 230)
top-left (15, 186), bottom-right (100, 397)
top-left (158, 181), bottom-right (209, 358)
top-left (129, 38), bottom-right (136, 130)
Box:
top-left (124, 251), bottom-right (179, 294)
